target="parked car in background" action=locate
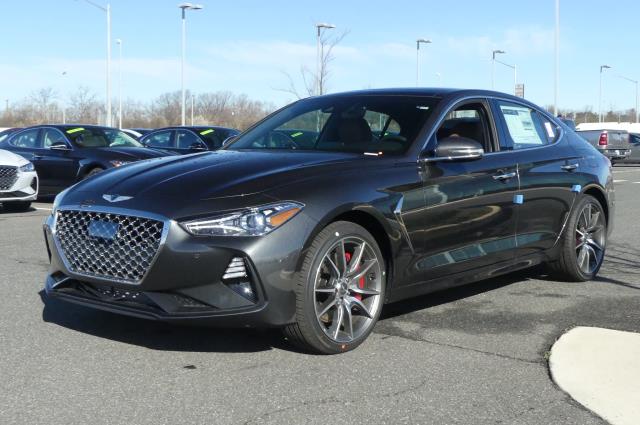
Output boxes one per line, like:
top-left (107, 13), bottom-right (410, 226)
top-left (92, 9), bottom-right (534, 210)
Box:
top-left (44, 88), bottom-right (614, 354)
top-left (140, 126), bottom-right (240, 154)
top-left (0, 125), bottom-right (171, 196)
top-left (0, 148), bottom-right (38, 211)
top-left (0, 128), bottom-right (22, 143)
top-left (575, 128), bottom-right (632, 163)
top-left (618, 133), bottom-right (640, 163)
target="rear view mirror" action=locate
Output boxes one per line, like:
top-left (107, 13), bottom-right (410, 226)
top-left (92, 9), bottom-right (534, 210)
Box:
top-left (423, 137), bottom-right (484, 162)
top-left (189, 143), bottom-right (207, 151)
top-left (49, 141), bottom-right (72, 151)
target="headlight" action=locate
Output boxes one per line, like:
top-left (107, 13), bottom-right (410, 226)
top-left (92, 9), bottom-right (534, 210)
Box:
top-left (110, 160), bottom-right (131, 167)
top-left (19, 162), bottom-right (34, 172)
top-left (181, 202), bottom-right (304, 236)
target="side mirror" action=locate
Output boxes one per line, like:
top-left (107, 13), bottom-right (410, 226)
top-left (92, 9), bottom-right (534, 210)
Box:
top-left (423, 136), bottom-right (484, 162)
top-left (222, 136), bottom-right (237, 146)
top-left (189, 142), bottom-right (207, 151)
top-left (49, 141), bottom-right (72, 151)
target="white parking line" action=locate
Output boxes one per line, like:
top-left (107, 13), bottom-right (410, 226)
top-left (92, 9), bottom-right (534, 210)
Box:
top-left (34, 207), bottom-right (52, 211)
top-left (614, 180), bottom-right (628, 183)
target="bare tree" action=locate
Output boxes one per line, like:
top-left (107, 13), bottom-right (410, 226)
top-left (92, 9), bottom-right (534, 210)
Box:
top-left (277, 29), bottom-right (349, 99)
top-left (29, 87), bottom-right (58, 122)
top-left (67, 86), bottom-right (101, 124)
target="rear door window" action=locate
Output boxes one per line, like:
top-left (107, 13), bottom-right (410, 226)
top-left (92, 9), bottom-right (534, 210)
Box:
top-left (496, 101), bottom-right (557, 150)
top-left (10, 129), bottom-right (41, 149)
top-left (144, 130), bottom-right (174, 149)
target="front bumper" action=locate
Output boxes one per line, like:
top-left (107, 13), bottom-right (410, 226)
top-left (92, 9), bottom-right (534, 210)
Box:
top-left (43, 205), bottom-right (313, 327)
top-left (0, 170), bottom-right (38, 202)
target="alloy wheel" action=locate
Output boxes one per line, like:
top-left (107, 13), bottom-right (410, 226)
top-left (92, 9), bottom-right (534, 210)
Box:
top-left (313, 237), bottom-right (383, 344)
top-left (575, 202), bottom-right (606, 275)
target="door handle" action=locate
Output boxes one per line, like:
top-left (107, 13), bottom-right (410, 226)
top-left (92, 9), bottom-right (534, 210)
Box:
top-left (492, 171), bottom-right (517, 181)
top-left (561, 163), bottom-right (579, 172)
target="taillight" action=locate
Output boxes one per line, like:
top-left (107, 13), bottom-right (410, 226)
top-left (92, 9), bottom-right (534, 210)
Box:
top-left (598, 132), bottom-right (608, 146)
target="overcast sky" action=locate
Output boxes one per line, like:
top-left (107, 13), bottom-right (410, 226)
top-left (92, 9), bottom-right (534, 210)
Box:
top-left (1, 0), bottom-right (638, 111)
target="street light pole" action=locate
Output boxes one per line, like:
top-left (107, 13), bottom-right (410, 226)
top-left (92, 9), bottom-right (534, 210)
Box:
top-left (116, 38), bottom-right (122, 129)
top-left (179, 3), bottom-right (204, 126)
top-left (599, 65), bottom-right (611, 123)
top-left (61, 71), bottom-right (67, 124)
top-left (78, 0), bottom-right (112, 126)
top-left (491, 49), bottom-right (505, 90)
top-left (554, 0), bottom-right (560, 116)
top-left (416, 38), bottom-right (432, 86)
top-left (619, 75), bottom-right (639, 123)
top-left (315, 23), bottom-right (335, 96)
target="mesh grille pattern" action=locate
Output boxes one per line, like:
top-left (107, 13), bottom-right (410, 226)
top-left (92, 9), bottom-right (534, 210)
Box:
top-left (55, 210), bottom-right (164, 283)
top-left (0, 166), bottom-right (18, 190)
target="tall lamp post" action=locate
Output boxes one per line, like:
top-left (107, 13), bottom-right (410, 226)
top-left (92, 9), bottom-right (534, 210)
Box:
top-left (179, 3), bottom-right (204, 126)
top-left (315, 23), bottom-right (335, 96)
top-left (619, 75), bottom-right (639, 123)
top-left (491, 49), bottom-right (505, 90)
top-left (416, 38), bottom-right (432, 86)
top-left (78, 0), bottom-right (112, 126)
top-left (116, 38), bottom-right (123, 129)
top-left (599, 65), bottom-right (611, 123)
top-left (60, 71), bottom-right (67, 124)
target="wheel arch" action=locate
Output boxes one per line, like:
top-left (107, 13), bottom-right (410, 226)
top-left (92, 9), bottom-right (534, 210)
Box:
top-left (298, 205), bottom-right (396, 291)
top-left (583, 185), bottom-right (609, 225)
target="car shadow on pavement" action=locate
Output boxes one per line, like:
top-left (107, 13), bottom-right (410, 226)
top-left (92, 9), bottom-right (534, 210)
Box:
top-left (380, 268), bottom-right (540, 321)
top-left (39, 291), bottom-right (289, 354)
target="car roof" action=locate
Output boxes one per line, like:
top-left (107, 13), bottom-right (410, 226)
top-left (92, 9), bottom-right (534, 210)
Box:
top-left (151, 126), bottom-right (239, 132)
top-left (19, 124), bottom-right (118, 131)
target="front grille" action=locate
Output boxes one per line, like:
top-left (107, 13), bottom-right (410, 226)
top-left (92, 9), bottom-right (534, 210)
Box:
top-left (55, 210), bottom-right (165, 283)
top-left (0, 166), bottom-right (18, 190)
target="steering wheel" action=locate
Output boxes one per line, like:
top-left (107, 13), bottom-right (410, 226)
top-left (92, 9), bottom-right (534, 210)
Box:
top-left (269, 131), bottom-right (301, 149)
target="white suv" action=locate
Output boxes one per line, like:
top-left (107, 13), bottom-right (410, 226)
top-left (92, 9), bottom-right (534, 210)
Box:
top-left (0, 149), bottom-right (38, 212)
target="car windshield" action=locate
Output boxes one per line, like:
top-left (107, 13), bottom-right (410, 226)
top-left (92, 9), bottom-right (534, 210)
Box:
top-left (227, 95), bottom-right (438, 155)
top-left (65, 127), bottom-right (143, 148)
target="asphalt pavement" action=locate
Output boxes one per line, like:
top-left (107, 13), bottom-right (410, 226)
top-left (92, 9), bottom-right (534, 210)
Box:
top-left (1, 166), bottom-right (640, 425)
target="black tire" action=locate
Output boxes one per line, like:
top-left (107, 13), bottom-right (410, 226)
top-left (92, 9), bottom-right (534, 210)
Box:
top-left (547, 195), bottom-right (607, 282)
top-left (84, 167), bottom-right (104, 179)
top-left (283, 221), bottom-right (386, 354)
top-left (2, 201), bottom-right (32, 212)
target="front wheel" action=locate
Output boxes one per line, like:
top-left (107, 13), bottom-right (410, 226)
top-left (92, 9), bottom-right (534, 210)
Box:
top-left (548, 195), bottom-right (607, 281)
top-left (284, 221), bottom-right (386, 354)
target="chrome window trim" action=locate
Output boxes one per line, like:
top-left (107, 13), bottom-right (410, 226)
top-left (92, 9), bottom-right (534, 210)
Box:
top-left (51, 205), bottom-right (172, 286)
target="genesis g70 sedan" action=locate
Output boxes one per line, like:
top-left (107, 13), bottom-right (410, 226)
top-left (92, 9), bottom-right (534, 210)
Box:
top-left (43, 89), bottom-right (614, 354)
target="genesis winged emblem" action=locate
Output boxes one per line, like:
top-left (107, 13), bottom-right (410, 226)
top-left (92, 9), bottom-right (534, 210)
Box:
top-left (102, 194), bottom-right (133, 203)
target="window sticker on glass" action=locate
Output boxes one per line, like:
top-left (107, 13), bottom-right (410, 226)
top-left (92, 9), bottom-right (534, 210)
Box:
top-left (544, 122), bottom-right (555, 139)
top-left (500, 105), bottom-right (545, 145)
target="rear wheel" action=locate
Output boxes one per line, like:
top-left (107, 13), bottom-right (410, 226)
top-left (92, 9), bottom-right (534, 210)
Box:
top-left (284, 221), bottom-right (385, 354)
top-left (548, 195), bottom-right (606, 281)
top-left (2, 201), bottom-right (31, 212)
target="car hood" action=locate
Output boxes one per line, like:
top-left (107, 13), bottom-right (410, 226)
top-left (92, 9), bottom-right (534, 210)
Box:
top-left (63, 150), bottom-right (363, 214)
top-left (0, 148), bottom-right (29, 167)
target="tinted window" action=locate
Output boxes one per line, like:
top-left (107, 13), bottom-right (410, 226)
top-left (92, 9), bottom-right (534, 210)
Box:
top-left (42, 128), bottom-right (68, 148)
top-left (436, 102), bottom-right (493, 151)
top-left (176, 130), bottom-right (203, 149)
top-left (66, 127), bottom-right (143, 148)
top-left (229, 96), bottom-right (437, 155)
top-left (10, 129), bottom-right (40, 148)
top-left (197, 128), bottom-right (225, 149)
top-left (497, 101), bottom-right (556, 150)
top-left (144, 130), bottom-right (173, 148)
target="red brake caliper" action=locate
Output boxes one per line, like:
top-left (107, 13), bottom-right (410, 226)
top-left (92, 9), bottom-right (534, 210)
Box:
top-left (345, 252), bottom-right (364, 301)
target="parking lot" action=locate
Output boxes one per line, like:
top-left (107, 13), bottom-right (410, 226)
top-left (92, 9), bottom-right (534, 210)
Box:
top-left (0, 166), bottom-right (638, 425)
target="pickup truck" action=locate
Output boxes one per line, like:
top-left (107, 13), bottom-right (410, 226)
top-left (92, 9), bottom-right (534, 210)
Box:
top-left (575, 128), bottom-right (632, 164)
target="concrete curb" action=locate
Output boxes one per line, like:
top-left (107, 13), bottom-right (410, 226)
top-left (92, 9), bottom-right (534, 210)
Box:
top-left (549, 326), bottom-right (640, 425)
